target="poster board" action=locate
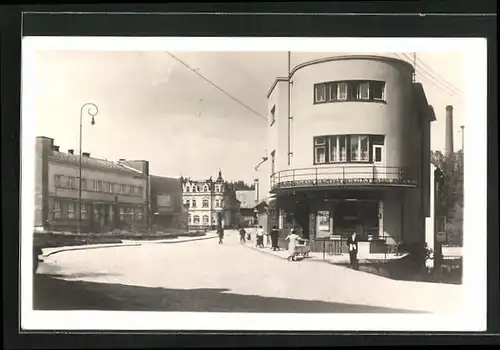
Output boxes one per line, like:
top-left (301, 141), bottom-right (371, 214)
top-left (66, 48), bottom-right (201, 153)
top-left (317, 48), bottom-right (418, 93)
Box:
top-left (316, 210), bottom-right (331, 238)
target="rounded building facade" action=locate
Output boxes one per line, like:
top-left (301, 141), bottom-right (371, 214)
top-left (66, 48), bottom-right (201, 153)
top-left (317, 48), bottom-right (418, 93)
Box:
top-left (265, 55), bottom-right (434, 254)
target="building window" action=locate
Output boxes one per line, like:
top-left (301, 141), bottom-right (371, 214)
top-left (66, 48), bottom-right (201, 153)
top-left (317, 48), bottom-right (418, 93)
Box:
top-left (94, 207), bottom-right (99, 219)
top-left (68, 203), bottom-right (75, 219)
top-left (314, 137), bottom-right (327, 164)
top-left (202, 199), bottom-right (209, 208)
top-left (215, 199), bottom-right (220, 207)
top-left (188, 214), bottom-right (191, 224)
top-left (185, 186), bottom-right (191, 192)
top-left (371, 81), bottom-right (385, 100)
top-left (120, 208), bottom-right (125, 220)
top-left (192, 199), bottom-right (197, 208)
top-left (270, 105), bottom-right (276, 126)
top-left (193, 215), bottom-right (200, 224)
top-left (113, 183), bottom-right (120, 193)
top-left (53, 200), bottom-right (61, 219)
top-left (71, 177), bottom-right (78, 190)
top-left (220, 199), bottom-right (224, 207)
top-left (314, 80), bottom-right (386, 104)
top-left (136, 208), bottom-right (143, 221)
top-left (314, 135), bottom-right (383, 164)
top-left (337, 82), bottom-right (348, 101)
top-left (81, 204), bottom-right (87, 220)
top-left (95, 180), bottom-right (101, 192)
top-left (203, 215), bottom-right (209, 224)
top-left (185, 200), bottom-right (190, 208)
top-left (350, 135), bottom-right (370, 162)
top-left (203, 185), bottom-right (209, 192)
top-left (55, 175), bottom-right (71, 188)
top-left (121, 184), bottom-right (126, 194)
top-left (357, 82), bottom-right (370, 100)
top-left (314, 84), bottom-right (327, 103)
top-left (330, 135), bottom-right (347, 162)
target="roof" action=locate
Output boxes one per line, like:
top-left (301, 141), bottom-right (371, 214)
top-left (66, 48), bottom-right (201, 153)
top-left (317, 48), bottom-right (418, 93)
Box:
top-left (235, 190), bottom-right (257, 209)
top-left (267, 55), bottom-right (414, 98)
top-left (49, 151), bottom-right (144, 175)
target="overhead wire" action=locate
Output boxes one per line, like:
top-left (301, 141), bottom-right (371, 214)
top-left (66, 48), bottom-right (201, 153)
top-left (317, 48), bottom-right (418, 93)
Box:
top-left (166, 52), bottom-right (267, 121)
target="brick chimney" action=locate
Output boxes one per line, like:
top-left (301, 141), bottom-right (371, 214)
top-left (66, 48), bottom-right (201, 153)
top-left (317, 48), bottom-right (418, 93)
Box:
top-left (68, 149), bottom-right (74, 155)
top-left (445, 105), bottom-right (454, 158)
top-left (82, 152), bottom-right (90, 157)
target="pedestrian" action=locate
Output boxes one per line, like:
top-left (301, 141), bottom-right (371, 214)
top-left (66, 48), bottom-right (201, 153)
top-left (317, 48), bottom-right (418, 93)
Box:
top-left (270, 225), bottom-right (280, 251)
top-left (285, 229), bottom-right (300, 261)
top-left (256, 225), bottom-right (265, 248)
top-left (217, 225), bottom-right (224, 244)
top-left (346, 232), bottom-right (359, 270)
top-left (265, 228), bottom-right (271, 246)
top-left (239, 226), bottom-right (246, 243)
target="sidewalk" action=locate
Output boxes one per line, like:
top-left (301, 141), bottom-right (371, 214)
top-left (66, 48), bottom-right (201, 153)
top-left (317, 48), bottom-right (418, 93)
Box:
top-left (42, 231), bottom-right (219, 257)
top-left (245, 242), bottom-right (407, 265)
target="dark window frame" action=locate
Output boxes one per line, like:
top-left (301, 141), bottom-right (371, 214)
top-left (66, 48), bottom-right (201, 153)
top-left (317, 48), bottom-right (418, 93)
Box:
top-left (313, 134), bottom-right (385, 165)
top-left (313, 80), bottom-right (386, 104)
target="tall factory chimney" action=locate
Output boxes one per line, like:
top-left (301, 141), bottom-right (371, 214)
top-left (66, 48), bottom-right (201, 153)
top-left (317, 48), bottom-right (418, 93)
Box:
top-left (445, 105), bottom-right (454, 158)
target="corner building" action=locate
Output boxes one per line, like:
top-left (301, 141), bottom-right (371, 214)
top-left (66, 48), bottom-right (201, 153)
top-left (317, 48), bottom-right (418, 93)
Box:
top-left (265, 55), bottom-right (436, 253)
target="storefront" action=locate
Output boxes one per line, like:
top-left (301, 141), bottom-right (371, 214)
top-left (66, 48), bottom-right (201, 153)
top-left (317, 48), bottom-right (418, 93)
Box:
top-left (273, 188), bottom-right (406, 253)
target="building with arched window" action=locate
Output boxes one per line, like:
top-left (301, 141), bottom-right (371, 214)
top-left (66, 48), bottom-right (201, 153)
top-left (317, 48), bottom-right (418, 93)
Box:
top-left (181, 170), bottom-right (240, 230)
top-left (258, 55), bottom-right (436, 255)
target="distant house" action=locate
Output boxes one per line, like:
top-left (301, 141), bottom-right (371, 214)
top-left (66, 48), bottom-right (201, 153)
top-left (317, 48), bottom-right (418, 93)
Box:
top-left (150, 175), bottom-right (186, 230)
top-left (236, 190), bottom-right (257, 227)
top-left (181, 170), bottom-right (239, 229)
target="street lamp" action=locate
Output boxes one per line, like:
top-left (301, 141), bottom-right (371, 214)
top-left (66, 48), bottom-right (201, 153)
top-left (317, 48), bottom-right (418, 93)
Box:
top-left (78, 103), bottom-right (99, 234)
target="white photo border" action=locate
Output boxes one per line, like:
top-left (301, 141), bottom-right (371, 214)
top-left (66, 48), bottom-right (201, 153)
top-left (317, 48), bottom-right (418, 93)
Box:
top-left (20, 37), bottom-right (487, 332)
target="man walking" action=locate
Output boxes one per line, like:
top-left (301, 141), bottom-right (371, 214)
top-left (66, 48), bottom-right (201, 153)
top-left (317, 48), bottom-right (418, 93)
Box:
top-left (270, 226), bottom-right (280, 251)
top-left (217, 225), bottom-right (224, 244)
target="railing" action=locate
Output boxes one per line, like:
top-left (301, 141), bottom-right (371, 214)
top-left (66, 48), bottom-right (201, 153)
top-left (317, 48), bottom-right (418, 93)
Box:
top-left (270, 165), bottom-right (417, 191)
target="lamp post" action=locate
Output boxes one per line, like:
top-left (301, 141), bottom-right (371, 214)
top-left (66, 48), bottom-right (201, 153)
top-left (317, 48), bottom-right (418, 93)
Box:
top-left (78, 103), bottom-right (99, 234)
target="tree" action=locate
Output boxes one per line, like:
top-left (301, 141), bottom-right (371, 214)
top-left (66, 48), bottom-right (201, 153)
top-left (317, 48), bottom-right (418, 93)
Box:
top-left (431, 150), bottom-right (464, 246)
top-left (231, 181), bottom-right (255, 191)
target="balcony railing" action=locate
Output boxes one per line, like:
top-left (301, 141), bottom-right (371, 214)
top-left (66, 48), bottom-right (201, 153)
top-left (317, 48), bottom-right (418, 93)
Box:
top-left (270, 165), bottom-right (418, 191)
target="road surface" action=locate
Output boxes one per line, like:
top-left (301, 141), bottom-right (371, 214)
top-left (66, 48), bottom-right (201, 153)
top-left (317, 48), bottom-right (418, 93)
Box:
top-left (34, 230), bottom-right (463, 313)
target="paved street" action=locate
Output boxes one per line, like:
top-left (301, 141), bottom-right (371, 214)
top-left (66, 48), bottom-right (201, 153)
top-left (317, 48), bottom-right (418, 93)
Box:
top-left (34, 230), bottom-right (463, 313)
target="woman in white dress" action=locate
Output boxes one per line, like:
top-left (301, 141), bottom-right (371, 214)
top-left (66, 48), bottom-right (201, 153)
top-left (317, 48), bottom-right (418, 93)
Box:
top-left (285, 229), bottom-right (300, 262)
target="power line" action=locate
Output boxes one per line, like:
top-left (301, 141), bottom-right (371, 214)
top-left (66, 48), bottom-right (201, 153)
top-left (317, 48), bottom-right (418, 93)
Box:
top-left (166, 52), bottom-right (267, 121)
top-left (394, 53), bottom-right (460, 97)
top-left (414, 56), bottom-right (463, 95)
top-left (399, 53), bottom-right (462, 96)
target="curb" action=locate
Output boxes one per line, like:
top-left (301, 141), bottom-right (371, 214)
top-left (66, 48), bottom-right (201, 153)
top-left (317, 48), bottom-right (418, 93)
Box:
top-left (42, 235), bottom-right (218, 257)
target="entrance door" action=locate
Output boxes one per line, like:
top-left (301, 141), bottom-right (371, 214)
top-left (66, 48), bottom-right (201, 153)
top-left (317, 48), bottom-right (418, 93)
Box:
top-left (372, 144), bottom-right (384, 179)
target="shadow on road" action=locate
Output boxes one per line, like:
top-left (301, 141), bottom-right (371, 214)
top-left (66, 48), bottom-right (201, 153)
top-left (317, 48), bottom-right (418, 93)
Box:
top-left (33, 274), bottom-right (422, 313)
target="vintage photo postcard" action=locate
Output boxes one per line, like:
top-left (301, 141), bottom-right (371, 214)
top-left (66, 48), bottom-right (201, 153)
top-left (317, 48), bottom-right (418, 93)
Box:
top-left (20, 37), bottom-right (487, 332)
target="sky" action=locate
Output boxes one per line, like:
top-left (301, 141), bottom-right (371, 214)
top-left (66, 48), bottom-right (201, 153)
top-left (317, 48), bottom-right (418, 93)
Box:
top-left (34, 50), bottom-right (464, 184)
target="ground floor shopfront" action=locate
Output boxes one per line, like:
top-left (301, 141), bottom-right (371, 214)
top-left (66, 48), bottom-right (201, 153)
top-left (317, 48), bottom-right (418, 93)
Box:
top-left (45, 196), bottom-right (147, 233)
top-left (269, 187), bottom-right (426, 254)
